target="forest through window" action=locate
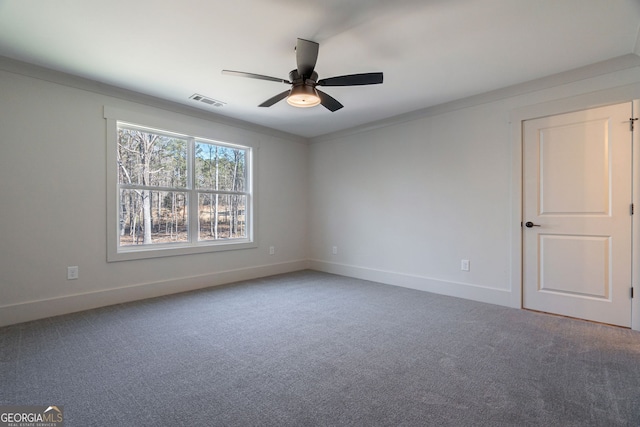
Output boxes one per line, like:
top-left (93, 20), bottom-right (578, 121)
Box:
top-left (116, 123), bottom-right (251, 250)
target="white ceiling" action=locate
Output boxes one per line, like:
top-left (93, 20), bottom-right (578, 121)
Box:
top-left (1, 0), bottom-right (639, 138)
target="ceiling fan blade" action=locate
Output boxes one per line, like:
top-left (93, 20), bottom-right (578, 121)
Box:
top-left (258, 90), bottom-right (290, 107)
top-left (317, 72), bottom-right (383, 87)
top-left (222, 70), bottom-right (291, 84)
top-left (296, 38), bottom-right (319, 79)
top-left (317, 89), bottom-right (344, 112)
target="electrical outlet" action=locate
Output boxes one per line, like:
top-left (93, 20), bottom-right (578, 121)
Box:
top-left (332, 246), bottom-right (338, 255)
top-left (269, 246), bottom-right (275, 255)
top-left (461, 259), bottom-right (470, 272)
top-left (67, 266), bottom-right (79, 280)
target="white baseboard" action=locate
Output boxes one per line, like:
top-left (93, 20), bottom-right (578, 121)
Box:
top-left (0, 259), bottom-right (515, 327)
top-left (0, 260), bottom-right (309, 327)
top-left (309, 259), bottom-right (512, 307)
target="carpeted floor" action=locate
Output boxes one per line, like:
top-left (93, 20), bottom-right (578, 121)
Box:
top-left (1, 270), bottom-right (639, 426)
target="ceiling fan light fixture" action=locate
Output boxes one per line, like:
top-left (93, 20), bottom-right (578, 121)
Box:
top-left (286, 84), bottom-right (321, 108)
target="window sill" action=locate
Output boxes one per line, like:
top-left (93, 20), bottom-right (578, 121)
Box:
top-left (107, 240), bottom-right (257, 262)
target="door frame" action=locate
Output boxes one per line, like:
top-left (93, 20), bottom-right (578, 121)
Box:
top-left (509, 90), bottom-right (640, 331)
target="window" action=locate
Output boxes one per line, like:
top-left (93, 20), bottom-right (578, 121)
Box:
top-left (105, 107), bottom-right (255, 261)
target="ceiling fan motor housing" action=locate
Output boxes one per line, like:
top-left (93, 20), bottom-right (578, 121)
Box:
top-left (289, 70), bottom-right (318, 86)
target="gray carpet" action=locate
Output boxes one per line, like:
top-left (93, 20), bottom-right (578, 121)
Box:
top-left (1, 270), bottom-right (639, 426)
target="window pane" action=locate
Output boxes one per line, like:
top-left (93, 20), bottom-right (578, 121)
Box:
top-left (198, 193), bottom-right (247, 240)
top-left (119, 190), bottom-right (188, 246)
top-left (118, 127), bottom-right (187, 188)
top-left (195, 142), bottom-right (246, 192)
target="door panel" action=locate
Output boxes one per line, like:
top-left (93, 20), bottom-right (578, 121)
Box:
top-left (539, 120), bottom-right (609, 215)
top-left (523, 103), bottom-right (632, 327)
top-left (539, 235), bottom-right (609, 298)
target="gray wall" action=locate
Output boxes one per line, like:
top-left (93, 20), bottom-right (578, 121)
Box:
top-left (0, 59), bottom-right (309, 326)
top-left (307, 55), bottom-right (640, 328)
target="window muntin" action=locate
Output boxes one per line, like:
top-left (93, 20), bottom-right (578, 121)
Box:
top-left (115, 122), bottom-right (252, 254)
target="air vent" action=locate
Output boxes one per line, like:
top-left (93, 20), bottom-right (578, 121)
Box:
top-left (189, 94), bottom-right (226, 108)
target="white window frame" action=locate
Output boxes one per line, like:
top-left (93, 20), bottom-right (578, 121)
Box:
top-left (105, 106), bottom-right (257, 262)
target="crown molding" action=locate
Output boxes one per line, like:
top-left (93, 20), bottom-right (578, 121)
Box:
top-left (311, 54), bottom-right (640, 143)
top-left (0, 55), bottom-right (307, 145)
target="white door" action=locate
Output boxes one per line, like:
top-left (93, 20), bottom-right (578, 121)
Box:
top-left (523, 102), bottom-right (633, 327)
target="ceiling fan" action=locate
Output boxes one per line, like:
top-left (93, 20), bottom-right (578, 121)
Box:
top-left (222, 38), bottom-right (383, 112)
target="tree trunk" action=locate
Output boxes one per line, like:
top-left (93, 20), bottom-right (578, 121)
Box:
top-left (120, 193), bottom-right (126, 236)
top-left (140, 133), bottom-right (156, 244)
top-left (156, 191), bottom-right (161, 233)
top-left (172, 192), bottom-right (177, 239)
top-left (214, 146), bottom-right (219, 239)
top-left (231, 152), bottom-right (239, 236)
top-left (142, 190), bottom-right (152, 243)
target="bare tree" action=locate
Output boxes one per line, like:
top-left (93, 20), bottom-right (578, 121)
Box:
top-left (118, 130), bottom-right (159, 244)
